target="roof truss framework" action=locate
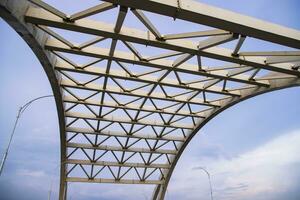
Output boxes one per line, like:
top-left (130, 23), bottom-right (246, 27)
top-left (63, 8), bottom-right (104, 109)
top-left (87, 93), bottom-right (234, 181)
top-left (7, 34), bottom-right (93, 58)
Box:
top-left (1, 0), bottom-right (300, 200)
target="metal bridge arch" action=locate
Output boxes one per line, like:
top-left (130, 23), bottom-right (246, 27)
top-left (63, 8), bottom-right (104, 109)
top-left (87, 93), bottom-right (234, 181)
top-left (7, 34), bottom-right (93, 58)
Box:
top-left (1, 1), bottom-right (300, 200)
top-left (154, 79), bottom-right (300, 199)
top-left (0, 0), bottom-right (68, 197)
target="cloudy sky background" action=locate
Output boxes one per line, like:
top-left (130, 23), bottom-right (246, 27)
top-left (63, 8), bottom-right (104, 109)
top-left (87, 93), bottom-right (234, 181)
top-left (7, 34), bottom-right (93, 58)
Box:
top-left (1, 0), bottom-right (300, 199)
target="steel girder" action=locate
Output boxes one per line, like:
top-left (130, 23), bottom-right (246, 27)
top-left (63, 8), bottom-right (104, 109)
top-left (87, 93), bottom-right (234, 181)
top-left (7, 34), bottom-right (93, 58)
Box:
top-left (1, 0), bottom-right (300, 200)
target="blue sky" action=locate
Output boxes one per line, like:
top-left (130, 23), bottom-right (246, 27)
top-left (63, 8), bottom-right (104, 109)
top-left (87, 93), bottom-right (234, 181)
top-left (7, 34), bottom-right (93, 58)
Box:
top-left (0, 0), bottom-right (300, 200)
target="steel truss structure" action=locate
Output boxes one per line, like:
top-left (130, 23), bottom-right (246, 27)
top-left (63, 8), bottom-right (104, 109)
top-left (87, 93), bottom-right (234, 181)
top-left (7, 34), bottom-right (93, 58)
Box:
top-left (1, 0), bottom-right (300, 199)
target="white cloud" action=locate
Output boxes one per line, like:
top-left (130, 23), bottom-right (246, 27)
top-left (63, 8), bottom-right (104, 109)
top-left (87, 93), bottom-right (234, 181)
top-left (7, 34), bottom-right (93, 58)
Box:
top-left (17, 169), bottom-right (47, 178)
top-left (167, 129), bottom-right (300, 200)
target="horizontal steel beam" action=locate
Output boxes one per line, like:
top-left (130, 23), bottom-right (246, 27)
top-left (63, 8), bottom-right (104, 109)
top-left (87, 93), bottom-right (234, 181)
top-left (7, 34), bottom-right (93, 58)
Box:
top-left (69, 2), bottom-right (116, 21)
top-left (66, 177), bottom-right (163, 184)
top-left (163, 29), bottom-right (230, 40)
top-left (102, 0), bottom-right (300, 49)
top-left (266, 56), bottom-right (300, 64)
top-left (28, 0), bottom-right (67, 19)
top-left (55, 60), bottom-right (240, 97)
top-left (24, 7), bottom-right (300, 77)
top-left (63, 96), bottom-right (206, 119)
top-left (61, 79), bottom-right (220, 108)
top-left (66, 159), bottom-right (170, 169)
top-left (239, 51), bottom-right (300, 57)
top-left (67, 142), bottom-right (177, 155)
top-left (65, 111), bottom-right (194, 130)
top-left (48, 39), bottom-right (269, 88)
top-left (67, 127), bottom-right (186, 142)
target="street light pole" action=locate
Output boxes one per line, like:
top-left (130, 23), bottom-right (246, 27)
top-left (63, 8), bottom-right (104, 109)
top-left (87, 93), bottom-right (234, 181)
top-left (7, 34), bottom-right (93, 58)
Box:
top-left (0, 95), bottom-right (53, 176)
top-left (197, 167), bottom-right (213, 200)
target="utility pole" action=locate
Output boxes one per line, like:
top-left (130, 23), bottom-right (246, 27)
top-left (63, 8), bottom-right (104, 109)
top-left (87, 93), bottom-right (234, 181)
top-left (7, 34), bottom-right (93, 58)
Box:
top-left (0, 95), bottom-right (53, 176)
top-left (197, 167), bottom-right (213, 200)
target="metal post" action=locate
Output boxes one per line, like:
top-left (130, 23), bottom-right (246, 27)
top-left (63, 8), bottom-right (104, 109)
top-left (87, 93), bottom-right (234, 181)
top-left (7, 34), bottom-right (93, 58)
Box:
top-left (0, 107), bottom-right (21, 176)
top-left (0, 95), bottom-right (53, 176)
top-left (197, 167), bottom-right (213, 200)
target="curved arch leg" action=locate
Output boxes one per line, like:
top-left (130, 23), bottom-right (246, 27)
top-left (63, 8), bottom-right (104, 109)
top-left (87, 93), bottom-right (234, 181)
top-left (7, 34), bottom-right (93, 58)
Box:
top-left (152, 184), bottom-right (166, 200)
top-left (59, 180), bottom-right (67, 200)
top-left (1, 1), bottom-right (67, 199)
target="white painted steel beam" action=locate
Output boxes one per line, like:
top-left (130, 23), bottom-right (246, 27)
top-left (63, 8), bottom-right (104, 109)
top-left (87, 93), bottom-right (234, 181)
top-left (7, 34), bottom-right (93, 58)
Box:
top-left (60, 79), bottom-right (220, 108)
top-left (63, 96), bottom-right (206, 119)
top-left (67, 177), bottom-right (163, 184)
top-left (69, 3), bottom-right (116, 21)
top-left (66, 159), bottom-right (171, 169)
top-left (102, 0), bottom-right (300, 49)
top-left (67, 142), bottom-right (178, 155)
top-left (55, 60), bottom-right (240, 97)
top-left (66, 127), bottom-right (186, 142)
top-left (65, 111), bottom-right (194, 130)
top-left (24, 8), bottom-right (300, 76)
top-left (47, 39), bottom-right (270, 87)
top-left (163, 29), bottom-right (230, 40)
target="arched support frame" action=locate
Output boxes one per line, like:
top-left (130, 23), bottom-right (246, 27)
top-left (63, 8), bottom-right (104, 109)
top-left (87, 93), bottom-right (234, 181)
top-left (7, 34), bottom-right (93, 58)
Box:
top-left (0, 1), bottom-right (67, 199)
top-left (1, 1), bottom-right (300, 200)
top-left (152, 77), bottom-right (300, 200)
